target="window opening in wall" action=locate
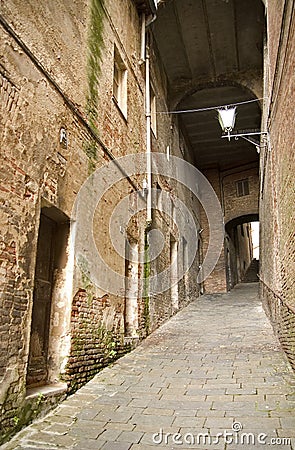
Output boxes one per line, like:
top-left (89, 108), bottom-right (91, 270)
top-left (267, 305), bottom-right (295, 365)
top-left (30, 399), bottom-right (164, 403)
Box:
top-left (236, 178), bottom-right (249, 197)
top-left (171, 200), bottom-right (176, 224)
top-left (182, 237), bottom-right (189, 296)
top-left (113, 46), bottom-right (127, 117)
top-left (156, 182), bottom-right (162, 211)
top-left (170, 237), bottom-right (178, 311)
top-left (179, 132), bottom-right (186, 158)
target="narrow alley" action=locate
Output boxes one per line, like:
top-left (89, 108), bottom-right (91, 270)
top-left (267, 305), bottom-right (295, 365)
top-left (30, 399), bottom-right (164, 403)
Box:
top-left (1, 0), bottom-right (295, 443)
top-left (3, 283), bottom-right (295, 450)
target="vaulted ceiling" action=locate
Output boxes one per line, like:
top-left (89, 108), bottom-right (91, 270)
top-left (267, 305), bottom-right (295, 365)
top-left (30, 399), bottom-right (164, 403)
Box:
top-left (152, 0), bottom-right (265, 169)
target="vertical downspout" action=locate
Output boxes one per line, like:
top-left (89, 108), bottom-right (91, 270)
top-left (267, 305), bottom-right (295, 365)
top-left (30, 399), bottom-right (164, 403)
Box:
top-left (140, 13), bottom-right (146, 62)
top-left (143, 12), bottom-right (157, 226)
top-left (141, 11), bottom-right (156, 334)
top-left (145, 44), bottom-right (152, 225)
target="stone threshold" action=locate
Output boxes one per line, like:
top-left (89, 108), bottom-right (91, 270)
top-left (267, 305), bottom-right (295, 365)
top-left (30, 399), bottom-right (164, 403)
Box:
top-left (25, 382), bottom-right (67, 400)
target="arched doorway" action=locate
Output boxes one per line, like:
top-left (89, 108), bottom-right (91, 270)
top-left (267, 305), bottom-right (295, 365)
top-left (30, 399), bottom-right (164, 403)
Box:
top-left (225, 214), bottom-right (259, 290)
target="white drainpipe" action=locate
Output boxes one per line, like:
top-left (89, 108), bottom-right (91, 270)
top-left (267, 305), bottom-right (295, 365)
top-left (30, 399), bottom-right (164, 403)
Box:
top-left (142, 10), bottom-right (157, 226)
top-left (140, 13), bottom-right (146, 63)
top-left (145, 46), bottom-right (152, 225)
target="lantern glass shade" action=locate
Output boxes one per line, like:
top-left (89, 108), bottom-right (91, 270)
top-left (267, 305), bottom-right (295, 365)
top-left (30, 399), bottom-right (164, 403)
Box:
top-left (217, 107), bottom-right (236, 132)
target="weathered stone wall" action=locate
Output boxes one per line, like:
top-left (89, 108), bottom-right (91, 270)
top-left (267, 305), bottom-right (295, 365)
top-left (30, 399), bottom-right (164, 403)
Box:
top-left (146, 50), bottom-right (201, 330)
top-left (260, 0), bottom-right (295, 371)
top-left (0, 0), bottom-right (201, 442)
top-left (0, 0), bottom-right (143, 437)
top-left (0, 15), bottom-right (94, 435)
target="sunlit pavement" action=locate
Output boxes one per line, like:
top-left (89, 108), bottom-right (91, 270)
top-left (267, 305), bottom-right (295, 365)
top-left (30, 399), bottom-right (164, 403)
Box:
top-left (3, 283), bottom-right (295, 449)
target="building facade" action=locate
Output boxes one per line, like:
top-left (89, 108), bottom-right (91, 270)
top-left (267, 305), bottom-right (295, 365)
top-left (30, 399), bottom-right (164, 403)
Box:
top-left (0, 0), bottom-right (201, 441)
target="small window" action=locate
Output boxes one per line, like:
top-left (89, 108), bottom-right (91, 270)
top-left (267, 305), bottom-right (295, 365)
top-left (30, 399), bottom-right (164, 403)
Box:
top-left (151, 88), bottom-right (157, 136)
top-left (236, 179), bottom-right (249, 197)
top-left (179, 133), bottom-right (186, 158)
top-left (113, 47), bottom-right (127, 117)
top-left (156, 182), bottom-right (162, 210)
top-left (171, 200), bottom-right (176, 223)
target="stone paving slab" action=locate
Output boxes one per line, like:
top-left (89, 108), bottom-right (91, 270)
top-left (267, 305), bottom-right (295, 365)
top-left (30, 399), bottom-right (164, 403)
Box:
top-left (2, 283), bottom-right (295, 449)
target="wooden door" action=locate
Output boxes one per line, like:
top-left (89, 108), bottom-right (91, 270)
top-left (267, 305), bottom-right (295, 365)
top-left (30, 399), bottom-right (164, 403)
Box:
top-left (26, 214), bottom-right (55, 387)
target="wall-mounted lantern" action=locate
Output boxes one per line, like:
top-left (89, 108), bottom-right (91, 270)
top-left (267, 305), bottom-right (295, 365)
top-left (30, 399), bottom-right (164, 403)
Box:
top-left (217, 106), bottom-right (268, 152)
top-left (217, 106), bottom-right (237, 141)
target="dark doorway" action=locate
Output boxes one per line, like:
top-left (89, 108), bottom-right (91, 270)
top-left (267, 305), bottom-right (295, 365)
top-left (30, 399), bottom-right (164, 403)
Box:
top-left (26, 206), bottom-right (69, 387)
top-left (225, 214), bottom-right (259, 290)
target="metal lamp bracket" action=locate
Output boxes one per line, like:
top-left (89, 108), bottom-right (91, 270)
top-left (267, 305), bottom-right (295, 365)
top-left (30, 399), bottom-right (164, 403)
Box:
top-left (221, 130), bottom-right (269, 153)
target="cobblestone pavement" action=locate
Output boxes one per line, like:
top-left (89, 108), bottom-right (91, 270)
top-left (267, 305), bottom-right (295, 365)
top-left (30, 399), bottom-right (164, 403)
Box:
top-left (3, 283), bottom-right (295, 450)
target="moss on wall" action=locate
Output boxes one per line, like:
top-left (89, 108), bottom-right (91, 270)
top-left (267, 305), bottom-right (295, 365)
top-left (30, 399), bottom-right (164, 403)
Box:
top-left (0, 390), bottom-right (67, 445)
top-left (86, 0), bottom-right (105, 126)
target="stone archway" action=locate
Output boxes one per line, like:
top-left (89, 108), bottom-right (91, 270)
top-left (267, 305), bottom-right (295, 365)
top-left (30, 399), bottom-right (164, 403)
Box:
top-left (171, 75), bottom-right (263, 112)
top-left (225, 214), bottom-right (259, 289)
top-left (175, 83), bottom-right (262, 170)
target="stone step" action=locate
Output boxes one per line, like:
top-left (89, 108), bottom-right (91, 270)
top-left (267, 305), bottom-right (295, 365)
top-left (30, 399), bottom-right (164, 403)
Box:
top-left (243, 259), bottom-right (259, 282)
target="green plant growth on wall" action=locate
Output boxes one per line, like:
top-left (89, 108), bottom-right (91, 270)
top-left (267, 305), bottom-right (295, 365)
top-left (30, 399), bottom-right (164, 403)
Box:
top-left (81, 270), bottom-right (95, 306)
top-left (66, 315), bottom-right (132, 394)
top-left (87, 0), bottom-right (105, 126)
top-left (82, 132), bottom-right (99, 174)
top-left (1, 393), bottom-right (46, 445)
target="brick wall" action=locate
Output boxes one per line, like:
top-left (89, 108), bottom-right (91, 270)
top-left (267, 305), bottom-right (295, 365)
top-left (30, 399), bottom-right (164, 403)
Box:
top-left (64, 289), bottom-right (132, 393)
top-left (261, 283), bottom-right (295, 371)
top-left (260, 0), bottom-right (295, 372)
